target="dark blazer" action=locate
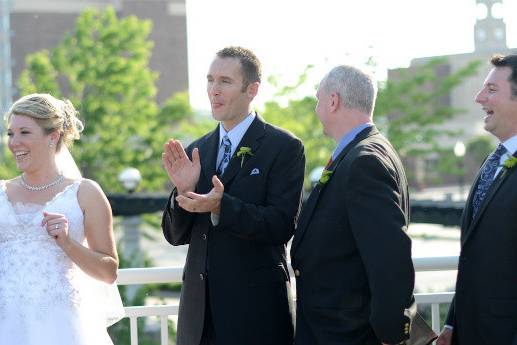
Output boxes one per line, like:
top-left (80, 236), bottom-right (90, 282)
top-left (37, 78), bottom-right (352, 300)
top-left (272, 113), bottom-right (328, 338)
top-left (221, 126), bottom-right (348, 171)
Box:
top-left (162, 115), bottom-right (305, 345)
top-left (446, 149), bottom-right (517, 345)
top-left (291, 126), bottom-right (415, 345)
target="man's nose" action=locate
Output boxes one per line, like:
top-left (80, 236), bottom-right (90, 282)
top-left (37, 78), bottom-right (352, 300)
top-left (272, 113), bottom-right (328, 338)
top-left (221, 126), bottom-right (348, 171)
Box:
top-left (474, 89), bottom-right (485, 104)
top-left (208, 83), bottom-right (220, 96)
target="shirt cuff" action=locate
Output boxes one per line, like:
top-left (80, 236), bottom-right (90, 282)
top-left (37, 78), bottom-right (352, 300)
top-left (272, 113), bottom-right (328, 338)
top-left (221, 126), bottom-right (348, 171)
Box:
top-left (169, 188), bottom-right (178, 210)
top-left (443, 325), bottom-right (453, 331)
top-left (210, 212), bottom-right (220, 226)
top-left (169, 194), bottom-right (175, 210)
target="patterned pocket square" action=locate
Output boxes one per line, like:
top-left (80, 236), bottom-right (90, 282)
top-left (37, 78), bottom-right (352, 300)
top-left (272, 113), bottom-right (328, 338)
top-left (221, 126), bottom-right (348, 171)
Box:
top-left (250, 168), bottom-right (260, 176)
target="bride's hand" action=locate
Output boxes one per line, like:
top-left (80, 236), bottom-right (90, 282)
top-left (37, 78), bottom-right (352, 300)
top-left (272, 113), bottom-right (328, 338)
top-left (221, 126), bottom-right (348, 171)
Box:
top-left (42, 212), bottom-right (70, 248)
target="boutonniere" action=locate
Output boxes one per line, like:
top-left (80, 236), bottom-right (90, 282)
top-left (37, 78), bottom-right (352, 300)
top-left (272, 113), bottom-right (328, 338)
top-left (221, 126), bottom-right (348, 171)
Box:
top-left (236, 147), bottom-right (253, 167)
top-left (319, 169), bottom-right (333, 185)
top-left (501, 155), bottom-right (517, 170)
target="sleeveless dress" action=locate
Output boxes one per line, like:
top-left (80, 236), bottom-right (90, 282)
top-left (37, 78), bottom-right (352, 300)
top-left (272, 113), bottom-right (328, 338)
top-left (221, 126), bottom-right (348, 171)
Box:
top-left (0, 180), bottom-right (124, 345)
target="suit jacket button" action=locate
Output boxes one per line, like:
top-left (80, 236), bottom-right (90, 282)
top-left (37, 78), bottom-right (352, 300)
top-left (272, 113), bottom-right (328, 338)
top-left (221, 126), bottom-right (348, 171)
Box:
top-left (199, 273), bottom-right (205, 281)
top-left (202, 233), bottom-right (207, 240)
top-left (294, 269), bottom-right (300, 277)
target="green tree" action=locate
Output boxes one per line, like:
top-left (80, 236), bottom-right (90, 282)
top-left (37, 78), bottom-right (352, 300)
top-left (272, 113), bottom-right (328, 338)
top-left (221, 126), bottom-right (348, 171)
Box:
top-left (261, 66), bottom-right (333, 189)
top-left (375, 58), bottom-right (481, 156)
top-left (5, 7), bottom-right (189, 192)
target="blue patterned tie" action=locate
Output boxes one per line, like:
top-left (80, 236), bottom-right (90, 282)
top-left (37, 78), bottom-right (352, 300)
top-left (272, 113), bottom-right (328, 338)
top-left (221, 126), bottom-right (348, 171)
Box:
top-left (471, 144), bottom-right (507, 219)
top-left (217, 135), bottom-right (232, 175)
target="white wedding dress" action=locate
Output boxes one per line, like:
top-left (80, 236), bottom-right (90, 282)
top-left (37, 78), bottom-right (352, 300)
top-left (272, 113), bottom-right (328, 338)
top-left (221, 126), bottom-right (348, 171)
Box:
top-left (0, 180), bottom-right (124, 345)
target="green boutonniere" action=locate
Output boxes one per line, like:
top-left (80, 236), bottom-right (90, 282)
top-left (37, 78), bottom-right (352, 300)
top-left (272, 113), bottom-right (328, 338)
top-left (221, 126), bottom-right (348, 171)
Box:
top-left (236, 146), bottom-right (253, 167)
top-left (502, 155), bottom-right (517, 169)
top-left (319, 169), bottom-right (333, 185)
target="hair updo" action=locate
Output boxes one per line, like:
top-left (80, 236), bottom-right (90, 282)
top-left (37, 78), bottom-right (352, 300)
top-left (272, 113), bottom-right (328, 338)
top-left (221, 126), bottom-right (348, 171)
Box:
top-left (5, 93), bottom-right (84, 150)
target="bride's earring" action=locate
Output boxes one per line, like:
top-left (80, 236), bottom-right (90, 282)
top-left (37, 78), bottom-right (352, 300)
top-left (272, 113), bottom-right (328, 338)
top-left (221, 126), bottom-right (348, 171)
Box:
top-left (49, 141), bottom-right (54, 148)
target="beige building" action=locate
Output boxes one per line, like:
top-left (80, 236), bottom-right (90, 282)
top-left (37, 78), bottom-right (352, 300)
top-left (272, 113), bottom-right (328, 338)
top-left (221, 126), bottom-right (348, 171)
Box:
top-left (9, 0), bottom-right (188, 103)
top-left (388, 0), bottom-right (517, 188)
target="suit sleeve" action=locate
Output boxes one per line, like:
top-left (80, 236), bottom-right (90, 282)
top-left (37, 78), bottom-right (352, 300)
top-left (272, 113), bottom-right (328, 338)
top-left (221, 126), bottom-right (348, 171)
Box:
top-left (162, 187), bottom-right (195, 245)
top-left (216, 136), bottom-right (305, 245)
top-left (345, 154), bottom-right (415, 344)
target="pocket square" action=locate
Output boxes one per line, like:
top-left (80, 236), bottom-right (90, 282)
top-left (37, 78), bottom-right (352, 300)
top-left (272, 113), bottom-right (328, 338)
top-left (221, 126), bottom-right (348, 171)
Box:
top-left (250, 168), bottom-right (260, 176)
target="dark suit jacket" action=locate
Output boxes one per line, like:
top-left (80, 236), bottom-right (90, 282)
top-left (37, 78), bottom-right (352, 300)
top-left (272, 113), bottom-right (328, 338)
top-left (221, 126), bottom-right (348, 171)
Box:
top-left (162, 115), bottom-right (305, 345)
top-left (446, 149), bottom-right (517, 345)
top-left (291, 126), bottom-right (415, 345)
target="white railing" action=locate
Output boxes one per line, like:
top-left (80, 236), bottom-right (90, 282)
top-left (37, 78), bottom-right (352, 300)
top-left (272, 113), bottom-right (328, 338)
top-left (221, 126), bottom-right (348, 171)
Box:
top-left (117, 256), bottom-right (459, 345)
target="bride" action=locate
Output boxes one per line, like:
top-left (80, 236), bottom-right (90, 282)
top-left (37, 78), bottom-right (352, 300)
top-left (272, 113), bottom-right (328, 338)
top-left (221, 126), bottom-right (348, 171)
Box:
top-left (0, 94), bottom-right (124, 344)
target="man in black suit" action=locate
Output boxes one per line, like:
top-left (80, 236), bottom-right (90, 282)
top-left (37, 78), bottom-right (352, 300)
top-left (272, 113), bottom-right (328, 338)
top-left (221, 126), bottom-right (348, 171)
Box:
top-left (437, 55), bottom-right (517, 345)
top-left (291, 65), bottom-right (415, 345)
top-left (161, 47), bottom-right (305, 345)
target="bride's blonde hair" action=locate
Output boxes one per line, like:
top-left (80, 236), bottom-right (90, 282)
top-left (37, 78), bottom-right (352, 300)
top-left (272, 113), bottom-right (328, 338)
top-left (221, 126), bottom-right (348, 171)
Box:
top-left (5, 93), bottom-right (84, 151)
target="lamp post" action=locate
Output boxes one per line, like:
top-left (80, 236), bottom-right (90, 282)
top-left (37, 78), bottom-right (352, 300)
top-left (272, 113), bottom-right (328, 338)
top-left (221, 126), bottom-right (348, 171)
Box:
top-left (118, 167), bottom-right (142, 194)
top-left (118, 167), bottom-right (142, 265)
top-left (454, 141), bottom-right (466, 200)
top-left (118, 168), bottom-right (142, 301)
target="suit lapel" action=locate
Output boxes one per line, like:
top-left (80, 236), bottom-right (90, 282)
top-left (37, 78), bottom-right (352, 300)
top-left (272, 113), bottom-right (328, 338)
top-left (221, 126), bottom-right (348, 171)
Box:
top-left (220, 114), bottom-right (266, 185)
top-left (463, 151), bottom-right (516, 246)
top-left (198, 126), bottom-right (219, 183)
top-left (291, 126), bottom-right (380, 253)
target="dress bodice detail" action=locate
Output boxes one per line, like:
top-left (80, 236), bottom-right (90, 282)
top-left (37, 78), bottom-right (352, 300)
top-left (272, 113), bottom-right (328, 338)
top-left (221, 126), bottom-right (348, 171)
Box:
top-left (0, 181), bottom-right (84, 317)
top-left (0, 181), bottom-right (84, 244)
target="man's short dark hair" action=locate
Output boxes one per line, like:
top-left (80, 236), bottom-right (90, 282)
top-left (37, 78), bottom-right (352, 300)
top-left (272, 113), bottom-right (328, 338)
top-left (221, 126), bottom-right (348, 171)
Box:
top-left (491, 54), bottom-right (517, 98)
top-left (216, 46), bottom-right (261, 91)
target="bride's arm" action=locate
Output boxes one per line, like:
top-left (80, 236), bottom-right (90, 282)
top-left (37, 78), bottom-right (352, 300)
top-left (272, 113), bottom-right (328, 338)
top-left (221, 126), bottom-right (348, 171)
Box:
top-left (64, 179), bottom-right (119, 284)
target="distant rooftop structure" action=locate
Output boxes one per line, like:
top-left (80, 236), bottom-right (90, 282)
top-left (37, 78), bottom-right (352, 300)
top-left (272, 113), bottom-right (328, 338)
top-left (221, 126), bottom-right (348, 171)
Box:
top-left (387, 0), bottom-right (517, 188)
top-left (474, 0), bottom-right (507, 52)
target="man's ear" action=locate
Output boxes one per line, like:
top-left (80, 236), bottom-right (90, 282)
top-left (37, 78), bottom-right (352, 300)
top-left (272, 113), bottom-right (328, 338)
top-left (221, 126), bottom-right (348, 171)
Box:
top-left (247, 82), bottom-right (260, 99)
top-left (329, 92), bottom-right (340, 112)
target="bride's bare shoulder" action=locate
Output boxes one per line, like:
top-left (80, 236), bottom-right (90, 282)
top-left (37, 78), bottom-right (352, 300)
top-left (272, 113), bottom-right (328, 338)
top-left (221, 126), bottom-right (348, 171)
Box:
top-left (77, 179), bottom-right (109, 207)
top-left (2, 176), bottom-right (21, 188)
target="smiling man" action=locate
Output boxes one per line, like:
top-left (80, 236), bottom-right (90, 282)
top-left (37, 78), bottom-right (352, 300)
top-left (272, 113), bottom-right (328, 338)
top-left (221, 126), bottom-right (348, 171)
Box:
top-left (437, 54), bottom-right (517, 345)
top-left (161, 46), bottom-right (305, 345)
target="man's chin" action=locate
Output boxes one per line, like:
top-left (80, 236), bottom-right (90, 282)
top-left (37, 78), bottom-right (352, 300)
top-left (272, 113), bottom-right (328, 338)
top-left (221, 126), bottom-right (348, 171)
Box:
top-left (211, 110), bottom-right (225, 121)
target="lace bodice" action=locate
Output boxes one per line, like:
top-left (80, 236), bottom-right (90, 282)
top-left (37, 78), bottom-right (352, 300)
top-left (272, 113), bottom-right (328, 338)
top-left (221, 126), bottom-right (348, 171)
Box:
top-left (0, 180), bottom-right (85, 319)
top-left (0, 181), bottom-right (84, 243)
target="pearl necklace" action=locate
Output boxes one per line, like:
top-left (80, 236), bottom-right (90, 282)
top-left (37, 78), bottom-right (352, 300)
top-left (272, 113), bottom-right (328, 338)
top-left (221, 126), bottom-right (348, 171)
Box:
top-left (20, 174), bottom-right (65, 192)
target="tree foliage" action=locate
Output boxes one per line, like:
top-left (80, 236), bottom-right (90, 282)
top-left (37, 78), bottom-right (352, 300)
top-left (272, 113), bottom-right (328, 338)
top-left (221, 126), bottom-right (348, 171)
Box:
top-left (375, 58), bottom-right (482, 156)
top-left (4, 7), bottom-right (191, 192)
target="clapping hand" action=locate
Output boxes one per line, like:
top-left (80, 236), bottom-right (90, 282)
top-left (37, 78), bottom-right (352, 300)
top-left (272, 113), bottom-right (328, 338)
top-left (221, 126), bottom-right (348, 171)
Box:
top-left (176, 175), bottom-right (224, 214)
top-left (162, 139), bottom-right (201, 195)
top-left (42, 211), bottom-right (70, 248)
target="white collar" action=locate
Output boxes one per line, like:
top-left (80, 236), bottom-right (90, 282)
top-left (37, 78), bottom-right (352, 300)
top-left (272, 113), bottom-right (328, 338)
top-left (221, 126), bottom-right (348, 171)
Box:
top-left (502, 134), bottom-right (517, 157)
top-left (218, 113), bottom-right (256, 148)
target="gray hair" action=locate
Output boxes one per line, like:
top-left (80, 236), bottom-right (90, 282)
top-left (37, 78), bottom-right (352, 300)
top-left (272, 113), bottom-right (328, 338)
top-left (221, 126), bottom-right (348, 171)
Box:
top-left (322, 65), bottom-right (377, 114)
